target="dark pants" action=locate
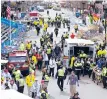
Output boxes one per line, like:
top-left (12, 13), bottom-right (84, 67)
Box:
top-left (57, 77), bottom-right (64, 91)
top-left (37, 30), bottom-right (40, 36)
top-left (18, 86), bottom-right (24, 93)
top-left (75, 28), bottom-right (78, 33)
top-left (68, 27), bottom-right (70, 31)
top-left (55, 32), bottom-right (58, 37)
top-left (88, 69), bottom-right (92, 78)
top-left (92, 72), bottom-right (95, 81)
top-left (102, 76), bottom-right (107, 88)
top-left (75, 68), bottom-right (81, 80)
top-left (37, 60), bottom-right (42, 70)
top-left (27, 49), bottom-right (30, 55)
top-left (47, 54), bottom-right (51, 60)
top-left (49, 68), bottom-right (54, 77)
top-left (40, 41), bottom-right (43, 46)
top-left (45, 61), bottom-right (49, 69)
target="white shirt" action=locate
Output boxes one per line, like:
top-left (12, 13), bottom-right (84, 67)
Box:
top-left (2, 72), bottom-right (12, 80)
top-left (49, 59), bottom-right (56, 68)
top-left (43, 53), bottom-right (48, 61)
top-left (10, 83), bottom-right (18, 91)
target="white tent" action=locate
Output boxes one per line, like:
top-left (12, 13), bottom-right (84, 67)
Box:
top-left (1, 89), bottom-right (33, 99)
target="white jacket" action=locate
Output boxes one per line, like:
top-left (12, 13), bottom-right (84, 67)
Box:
top-left (9, 83), bottom-right (18, 91)
top-left (49, 59), bottom-right (56, 68)
top-left (30, 81), bottom-right (41, 97)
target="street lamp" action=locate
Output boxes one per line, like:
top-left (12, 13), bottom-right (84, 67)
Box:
top-left (103, 2), bottom-right (107, 45)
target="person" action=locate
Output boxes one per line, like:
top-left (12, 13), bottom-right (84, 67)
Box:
top-left (67, 24), bottom-right (70, 31)
top-left (9, 79), bottom-right (18, 91)
top-left (18, 76), bottom-right (25, 93)
top-left (13, 69), bottom-right (22, 83)
top-left (47, 10), bottom-right (49, 15)
top-left (1, 77), bottom-right (5, 90)
top-left (54, 45), bottom-right (61, 60)
top-left (40, 36), bottom-right (44, 46)
top-left (32, 44), bottom-right (37, 54)
top-left (56, 66), bottom-right (65, 91)
top-left (74, 60), bottom-right (82, 80)
top-left (72, 92), bottom-right (80, 99)
top-left (25, 72), bottom-right (35, 96)
top-left (19, 42), bottom-right (25, 51)
top-left (26, 41), bottom-right (32, 55)
top-left (37, 52), bottom-right (43, 70)
top-left (43, 52), bottom-right (49, 69)
top-left (50, 32), bottom-right (53, 43)
top-left (4, 77), bottom-right (11, 88)
top-left (2, 69), bottom-right (12, 80)
top-left (62, 19), bottom-right (65, 28)
top-left (49, 57), bottom-right (56, 77)
top-left (46, 47), bottom-right (52, 60)
top-left (74, 24), bottom-right (78, 33)
top-left (32, 54), bottom-right (38, 67)
top-left (40, 87), bottom-right (49, 99)
top-left (79, 51), bottom-right (87, 59)
top-left (36, 24), bottom-right (40, 36)
top-left (88, 62), bottom-right (95, 78)
top-left (30, 79), bottom-right (41, 98)
top-left (102, 65), bottom-right (107, 88)
top-left (54, 26), bottom-right (59, 37)
top-left (68, 56), bottom-right (75, 74)
top-left (5, 83), bottom-right (10, 89)
top-left (67, 71), bottom-right (79, 98)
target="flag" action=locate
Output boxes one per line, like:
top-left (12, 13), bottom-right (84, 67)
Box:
top-left (6, 5), bottom-right (11, 19)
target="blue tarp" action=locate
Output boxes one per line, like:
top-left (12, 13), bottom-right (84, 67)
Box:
top-left (1, 18), bottom-right (27, 53)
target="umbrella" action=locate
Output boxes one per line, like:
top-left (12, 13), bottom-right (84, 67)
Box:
top-left (1, 89), bottom-right (33, 99)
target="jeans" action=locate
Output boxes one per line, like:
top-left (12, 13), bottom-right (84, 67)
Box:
top-left (49, 68), bottom-right (54, 77)
top-left (45, 61), bottom-right (49, 69)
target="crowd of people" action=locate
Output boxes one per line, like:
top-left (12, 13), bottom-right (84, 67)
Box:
top-left (1, 8), bottom-right (107, 99)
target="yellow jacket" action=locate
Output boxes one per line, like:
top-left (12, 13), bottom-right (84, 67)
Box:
top-left (70, 57), bottom-right (75, 68)
top-left (39, 20), bottom-right (43, 26)
top-left (97, 50), bottom-right (102, 56)
top-left (102, 49), bottom-right (107, 56)
top-left (26, 43), bottom-right (31, 50)
top-left (25, 74), bottom-right (35, 87)
top-left (44, 23), bottom-right (48, 28)
top-left (19, 43), bottom-right (25, 51)
top-left (32, 55), bottom-right (38, 64)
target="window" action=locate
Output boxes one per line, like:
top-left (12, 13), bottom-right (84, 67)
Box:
top-left (9, 56), bottom-right (27, 62)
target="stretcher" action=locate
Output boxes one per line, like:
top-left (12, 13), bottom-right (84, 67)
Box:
top-left (93, 67), bottom-right (102, 85)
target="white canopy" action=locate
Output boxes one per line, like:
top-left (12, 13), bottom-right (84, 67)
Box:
top-left (1, 89), bottom-right (33, 99)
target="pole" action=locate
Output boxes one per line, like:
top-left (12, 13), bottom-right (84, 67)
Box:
top-left (105, 19), bottom-right (106, 45)
top-left (10, 19), bottom-right (11, 46)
